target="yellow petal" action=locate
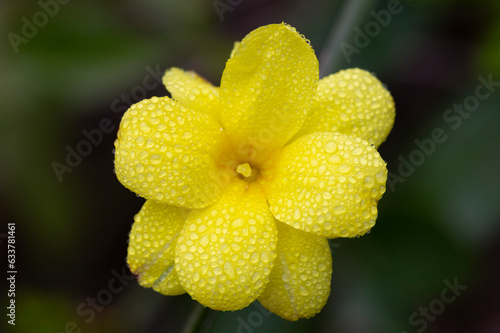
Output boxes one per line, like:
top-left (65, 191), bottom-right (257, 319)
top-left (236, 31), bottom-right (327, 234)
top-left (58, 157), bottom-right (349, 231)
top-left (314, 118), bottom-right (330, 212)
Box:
top-left (162, 67), bottom-right (221, 124)
top-left (264, 132), bottom-right (387, 238)
top-left (175, 180), bottom-right (278, 311)
top-left (294, 68), bottom-right (395, 148)
top-left (258, 222), bottom-right (332, 321)
top-left (127, 200), bottom-right (188, 295)
top-left (114, 96), bottom-right (224, 209)
top-left (219, 23), bottom-right (319, 164)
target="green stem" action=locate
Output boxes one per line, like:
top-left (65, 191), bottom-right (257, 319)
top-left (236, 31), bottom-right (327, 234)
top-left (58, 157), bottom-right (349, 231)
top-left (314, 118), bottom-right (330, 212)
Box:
top-left (319, 0), bottom-right (378, 77)
top-left (181, 303), bottom-right (214, 333)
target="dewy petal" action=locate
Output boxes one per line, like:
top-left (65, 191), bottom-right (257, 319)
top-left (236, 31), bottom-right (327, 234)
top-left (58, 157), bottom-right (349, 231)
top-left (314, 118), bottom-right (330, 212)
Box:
top-left (258, 222), bottom-right (332, 321)
top-left (114, 96), bottom-right (224, 209)
top-left (175, 180), bottom-right (278, 311)
top-left (264, 132), bottom-right (387, 238)
top-left (294, 68), bottom-right (395, 148)
top-left (127, 200), bottom-right (188, 296)
top-left (162, 67), bottom-right (221, 124)
top-left (219, 23), bottom-right (319, 164)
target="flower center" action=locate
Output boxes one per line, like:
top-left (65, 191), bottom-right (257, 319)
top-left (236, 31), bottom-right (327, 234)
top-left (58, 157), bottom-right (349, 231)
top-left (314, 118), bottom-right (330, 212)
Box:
top-left (236, 163), bottom-right (259, 182)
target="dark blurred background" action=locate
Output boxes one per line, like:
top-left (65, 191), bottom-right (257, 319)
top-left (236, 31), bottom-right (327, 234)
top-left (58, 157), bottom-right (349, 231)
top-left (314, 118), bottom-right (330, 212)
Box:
top-left (1, 0), bottom-right (499, 332)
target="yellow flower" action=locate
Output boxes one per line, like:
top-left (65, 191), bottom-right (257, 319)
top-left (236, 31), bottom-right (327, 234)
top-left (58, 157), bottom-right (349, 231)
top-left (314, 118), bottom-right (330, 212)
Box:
top-left (114, 23), bottom-right (394, 321)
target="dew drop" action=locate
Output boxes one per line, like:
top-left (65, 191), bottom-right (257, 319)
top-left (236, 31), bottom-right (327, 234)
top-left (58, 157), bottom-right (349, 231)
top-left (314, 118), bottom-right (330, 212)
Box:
top-left (337, 164), bottom-right (352, 173)
top-left (325, 141), bottom-right (337, 153)
top-left (260, 252), bottom-right (270, 263)
top-left (363, 176), bottom-right (375, 188)
top-left (333, 206), bottom-right (346, 215)
top-left (223, 262), bottom-right (235, 278)
top-left (352, 147), bottom-right (363, 155)
top-left (299, 287), bottom-right (310, 296)
top-left (139, 122), bottom-right (151, 133)
top-left (199, 235), bottom-right (209, 247)
top-left (250, 252), bottom-right (259, 264)
top-left (293, 208), bottom-right (302, 220)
